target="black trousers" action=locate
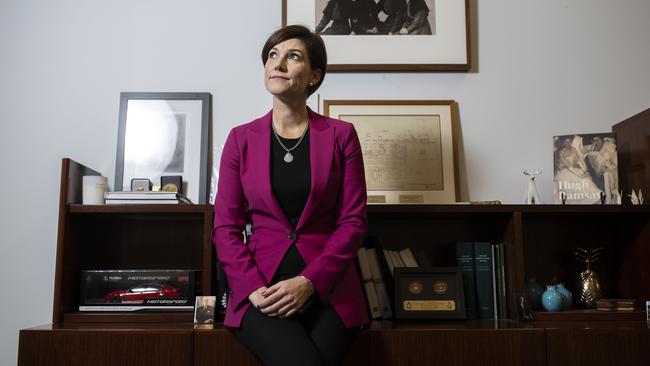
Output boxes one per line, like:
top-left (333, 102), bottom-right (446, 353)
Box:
top-left (233, 302), bottom-right (358, 366)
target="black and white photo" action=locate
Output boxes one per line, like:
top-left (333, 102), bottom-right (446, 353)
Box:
top-left (314, 0), bottom-right (435, 36)
top-left (115, 92), bottom-right (212, 203)
top-left (284, 0), bottom-right (468, 70)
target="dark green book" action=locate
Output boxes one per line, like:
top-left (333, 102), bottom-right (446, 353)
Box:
top-left (474, 242), bottom-right (495, 319)
top-left (455, 242), bottom-right (477, 319)
top-left (496, 243), bottom-right (507, 318)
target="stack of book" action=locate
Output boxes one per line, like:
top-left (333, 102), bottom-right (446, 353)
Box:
top-left (596, 299), bottom-right (636, 311)
top-left (104, 191), bottom-right (192, 205)
top-left (356, 242), bottom-right (421, 320)
top-left (456, 242), bottom-right (507, 319)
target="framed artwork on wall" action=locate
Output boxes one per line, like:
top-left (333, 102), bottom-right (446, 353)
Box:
top-left (282, 0), bottom-right (470, 71)
top-left (324, 100), bottom-right (459, 204)
top-left (114, 92), bottom-right (212, 204)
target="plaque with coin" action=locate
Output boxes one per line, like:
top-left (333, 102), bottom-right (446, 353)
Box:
top-left (394, 267), bottom-right (466, 319)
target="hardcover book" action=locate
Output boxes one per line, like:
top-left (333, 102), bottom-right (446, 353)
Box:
top-left (474, 242), bottom-right (494, 319)
top-left (455, 242), bottom-right (477, 319)
top-left (553, 133), bottom-right (619, 204)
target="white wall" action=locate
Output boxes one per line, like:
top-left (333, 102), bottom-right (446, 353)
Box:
top-left (1, 0), bottom-right (649, 364)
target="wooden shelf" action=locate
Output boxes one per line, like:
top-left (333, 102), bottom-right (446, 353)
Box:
top-left (63, 311), bottom-right (196, 324)
top-left (533, 309), bottom-right (646, 322)
top-left (69, 203), bottom-right (212, 214)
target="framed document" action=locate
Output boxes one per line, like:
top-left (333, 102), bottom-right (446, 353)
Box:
top-left (324, 100), bottom-right (459, 204)
top-left (282, 0), bottom-right (470, 71)
top-left (394, 267), bottom-right (466, 319)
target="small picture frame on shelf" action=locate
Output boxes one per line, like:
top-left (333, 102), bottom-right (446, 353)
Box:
top-left (115, 92), bottom-right (212, 204)
top-left (194, 296), bottom-right (216, 324)
top-left (324, 100), bottom-right (459, 204)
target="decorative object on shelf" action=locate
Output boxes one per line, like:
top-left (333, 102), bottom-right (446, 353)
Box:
top-left (82, 175), bottom-right (109, 205)
top-left (115, 92), bottom-right (212, 204)
top-left (523, 170), bottom-right (542, 204)
top-left (596, 298), bottom-right (636, 311)
top-left (553, 133), bottom-right (619, 204)
top-left (393, 267), bottom-right (466, 319)
top-left (629, 189), bottom-right (644, 204)
top-left (324, 100), bottom-right (460, 204)
top-left (575, 247), bottom-right (604, 308)
top-left (161, 175), bottom-right (183, 193)
top-left (79, 269), bottom-right (200, 311)
top-left (542, 285), bottom-right (564, 312)
top-left (283, 0), bottom-right (470, 71)
top-left (556, 283), bottom-right (573, 310)
top-left (526, 278), bottom-right (544, 310)
top-left (194, 296), bottom-right (216, 324)
top-left (130, 178), bottom-right (152, 192)
top-left (518, 295), bottom-right (535, 321)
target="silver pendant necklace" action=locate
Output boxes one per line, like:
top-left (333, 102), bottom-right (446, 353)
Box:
top-left (272, 119), bottom-right (309, 163)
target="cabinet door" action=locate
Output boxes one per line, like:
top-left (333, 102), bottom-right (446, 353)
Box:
top-left (19, 327), bottom-right (193, 366)
top-left (546, 328), bottom-right (650, 366)
top-left (372, 329), bottom-right (546, 366)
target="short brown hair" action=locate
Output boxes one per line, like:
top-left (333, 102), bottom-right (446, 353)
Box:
top-left (261, 25), bottom-right (327, 96)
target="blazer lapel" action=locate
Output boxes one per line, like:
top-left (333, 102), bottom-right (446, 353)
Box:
top-left (248, 111), bottom-right (292, 231)
top-left (296, 110), bottom-right (334, 231)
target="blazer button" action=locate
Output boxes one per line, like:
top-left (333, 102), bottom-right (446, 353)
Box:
top-left (288, 232), bottom-right (296, 240)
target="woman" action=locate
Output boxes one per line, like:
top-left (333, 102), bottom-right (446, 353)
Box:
top-left (212, 25), bottom-right (369, 366)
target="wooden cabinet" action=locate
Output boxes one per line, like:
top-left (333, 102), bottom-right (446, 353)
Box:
top-left (17, 158), bottom-right (650, 366)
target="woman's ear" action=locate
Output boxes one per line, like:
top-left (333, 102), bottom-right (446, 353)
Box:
top-left (310, 69), bottom-right (323, 86)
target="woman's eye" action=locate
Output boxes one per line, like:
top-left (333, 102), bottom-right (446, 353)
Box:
top-left (289, 53), bottom-right (302, 61)
top-left (269, 51), bottom-right (278, 58)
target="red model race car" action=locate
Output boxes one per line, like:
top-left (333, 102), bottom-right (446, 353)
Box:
top-left (104, 282), bottom-right (182, 304)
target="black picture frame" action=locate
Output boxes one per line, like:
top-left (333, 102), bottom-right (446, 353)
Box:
top-left (115, 92), bottom-right (212, 204)
top-left (394, 267), bottom-right (466, 319)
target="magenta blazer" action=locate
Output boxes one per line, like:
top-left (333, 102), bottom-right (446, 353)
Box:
top-left (212, 108), bottom-right (369, 328)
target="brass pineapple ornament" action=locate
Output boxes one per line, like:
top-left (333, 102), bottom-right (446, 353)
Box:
top-left (575, 247), bottom-right (603, 308)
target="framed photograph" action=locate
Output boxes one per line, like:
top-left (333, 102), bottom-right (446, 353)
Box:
top-left (393, 267), bottom-right (466, 319)
top-left (115, 92), bottom-right (212, 204)
top-left (282, 0), bottom-right (470, 71)
top-left (194, 296), bottom-right (216, 324)
top-left (324, 100), bottom-right (459, 204)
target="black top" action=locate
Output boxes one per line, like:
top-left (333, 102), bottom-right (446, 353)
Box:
top-left (270, 126), bottom-right (311, 282)
top-left (271, 128), bottom-right (311, 229)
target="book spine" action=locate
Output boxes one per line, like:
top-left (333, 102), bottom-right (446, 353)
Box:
top-left (491, 244), bottom-right (498, 319)
top-left (474, 242), bottom-right (494, 319)
top-left (366, 248), bottom-right (393, 319)
top-left (455, 242), bottom-right (477, 319)
top-left (357, 248), bottom-right (382, 319)
top-left (497, 243), bottom-right (507, 318)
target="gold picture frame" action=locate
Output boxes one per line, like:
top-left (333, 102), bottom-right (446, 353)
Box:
top-left (324, 100), bottom-right (459, 204)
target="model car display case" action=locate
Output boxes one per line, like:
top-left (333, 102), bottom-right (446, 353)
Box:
top-left (80, 269), bottom-right (200, 311)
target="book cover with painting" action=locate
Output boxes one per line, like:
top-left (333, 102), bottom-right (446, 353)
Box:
top-left (553, 133), bottom-right (619, 204)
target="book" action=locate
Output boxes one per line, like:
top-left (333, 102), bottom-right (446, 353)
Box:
top-left (455, 242), bottom-right (477, 319)
top-left (105, 191), bottom-right (192, 204)
top-left (105, 199), bottom-right (187, 205)
top-left (474, 242), bottom-right (495, 319)
top-left (496, 243), bottom-right (508, 318)
top-left (596, 298), bottom-right (636, 311)
top-left (357, 248), bottom-right (382, 319)
top-left (491, 245), bottom-right (498, 319)
top-left (398, 248), bottom-right (419, 267)
top-left (553, 133), bottom-right (620, 204)
top-left (366, 248), bottom-right (393, 319)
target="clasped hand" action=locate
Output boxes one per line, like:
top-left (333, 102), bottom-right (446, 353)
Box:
top-left (248, 276), bottom-right (314, 318)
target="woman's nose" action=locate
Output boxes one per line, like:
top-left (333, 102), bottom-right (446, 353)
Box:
top-left (273, 56), bottom-right (287, 71)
